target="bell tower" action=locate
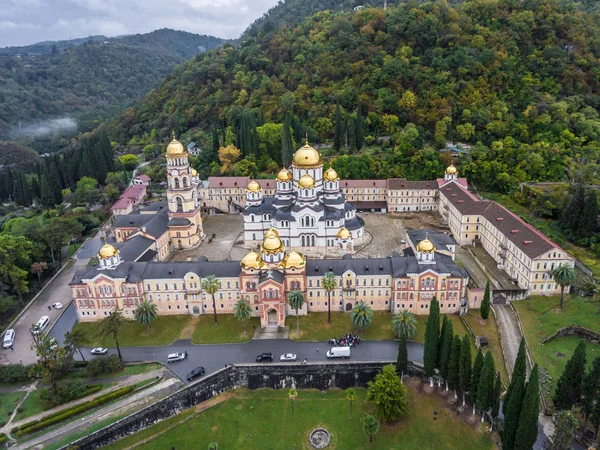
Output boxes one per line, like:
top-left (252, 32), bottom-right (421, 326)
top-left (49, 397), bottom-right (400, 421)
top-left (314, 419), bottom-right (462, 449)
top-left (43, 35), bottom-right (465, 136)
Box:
top-left (165, 132), bottom-right (204, 249)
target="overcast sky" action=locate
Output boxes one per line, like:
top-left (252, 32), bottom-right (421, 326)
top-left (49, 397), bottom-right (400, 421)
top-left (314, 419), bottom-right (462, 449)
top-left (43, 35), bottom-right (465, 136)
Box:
top-left (0, 0), bottom-right (281, 47)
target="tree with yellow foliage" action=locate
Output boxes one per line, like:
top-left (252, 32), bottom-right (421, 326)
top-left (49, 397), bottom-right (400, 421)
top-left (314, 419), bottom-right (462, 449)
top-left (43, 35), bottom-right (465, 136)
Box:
top-left (218, 144), bottom-right (241, 174)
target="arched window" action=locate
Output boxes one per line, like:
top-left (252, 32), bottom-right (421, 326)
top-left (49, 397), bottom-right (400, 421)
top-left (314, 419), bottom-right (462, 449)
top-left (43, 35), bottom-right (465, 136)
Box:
top-left (183, 177), bottom-right (188, 187)
top-left (311, 235), bottom-right (316, 246)
top-left (174, 178), bottom-right (180, 189)
top-left (176, 197), bottom-right (183, 212)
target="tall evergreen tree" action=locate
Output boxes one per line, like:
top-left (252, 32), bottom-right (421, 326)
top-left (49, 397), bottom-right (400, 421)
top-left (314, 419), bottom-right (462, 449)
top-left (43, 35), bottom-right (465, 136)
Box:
top-left (356, 102), bottom-right (364, 151)
top-left (396, 335), bottom-right (408, 376)
top-left (334, 101), bottom-right (342, 153)
top-left (560, 184), bottom-right (584, 233)
top-left (504, 339), bottom-right (527, 416)
top-left (423, 297), bottom-right (440, 378)
top-left (554, 340), bottom-right (587, 411)
top-left (476, 351), bottom-right (496, 420)
top-left (211, 125), bottom-right (220, 161)
top-left (491, 372), bottom-right (502, 421)
top-left (447, 334), bottom-right (461, 395)
top-left (39, 175), bottom-right (55, 208)
top-left (502, 375), bottom-right (526, 450)
top-left (545, 410), bottom-right (578, 450)
top-left (480, 281), bottom-right (491, 320)
top-left (458, 334), bottom-right (472, 405)
top-left (514, 365), bottom-right (540, 450)
top-left (578, 189), bottom-right (600, 238)
top-left (438, 314), bottom-right (448, 366)
top-left (581, 357), bottom-right (600, 428)
top-left (439, 320), bottom-right (454, 383)
top-left (471, 348), bottom-right (484, 406)
top-left (281, 116), bottom-right (294, 166)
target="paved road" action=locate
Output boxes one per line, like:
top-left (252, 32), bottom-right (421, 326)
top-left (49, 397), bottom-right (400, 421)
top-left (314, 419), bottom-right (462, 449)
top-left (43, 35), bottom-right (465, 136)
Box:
top-left (0, 259), bottom-right (88, 366)
top-left (494, 305), bottom-right (523, 378)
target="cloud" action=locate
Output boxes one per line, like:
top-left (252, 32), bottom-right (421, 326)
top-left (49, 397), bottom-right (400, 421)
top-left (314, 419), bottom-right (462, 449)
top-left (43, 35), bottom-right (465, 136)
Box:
top-left (0, 0), bottom-right (280, 46)
top-left (12, 117), bottom-right (78, 137)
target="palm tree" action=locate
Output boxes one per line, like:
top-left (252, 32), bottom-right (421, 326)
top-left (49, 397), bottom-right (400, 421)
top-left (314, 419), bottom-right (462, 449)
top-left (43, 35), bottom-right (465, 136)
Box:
top-left (552, 264), bottom-right (576, 310)
top-left (234, 298), bottom-right (252, 334)
top-left (99, 308), bottom-right (125, 366)
top-left (346, 387), bottom-right (356, 418)
top-left (63, 327), bottom-right (89, 364)
top-left (351, 301), bottom-right (373, 331)
top-left (288, 290), bottom-right (305, 335)
top-left (322, 272), bottom-right (337, 324)
top-left (392, 310), bottom-right (417, 340)
top-left (134, 300), bottom-right (157, 331)
top-left (202, 275), bottom-right (220, 325)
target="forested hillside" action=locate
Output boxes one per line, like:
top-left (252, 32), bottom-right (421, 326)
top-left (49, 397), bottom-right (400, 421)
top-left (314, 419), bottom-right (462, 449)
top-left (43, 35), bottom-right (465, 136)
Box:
top-left (0, 29), bottom-right (224, 140)
top-left (112, 0), bottom-right (600, 193)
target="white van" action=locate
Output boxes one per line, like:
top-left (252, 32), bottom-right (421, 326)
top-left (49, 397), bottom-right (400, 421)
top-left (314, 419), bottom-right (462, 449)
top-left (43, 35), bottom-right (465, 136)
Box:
top-left (31, 316), bottom-right (50, 335)
top-left (3, 329), bottom-right (15, 349)
top-left (326, 346), bottom-right (350, 359)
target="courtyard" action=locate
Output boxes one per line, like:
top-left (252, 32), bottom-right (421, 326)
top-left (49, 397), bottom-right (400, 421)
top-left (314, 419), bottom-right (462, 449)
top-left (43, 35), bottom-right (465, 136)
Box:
top-left (103, 381), bottom-right (497, 450)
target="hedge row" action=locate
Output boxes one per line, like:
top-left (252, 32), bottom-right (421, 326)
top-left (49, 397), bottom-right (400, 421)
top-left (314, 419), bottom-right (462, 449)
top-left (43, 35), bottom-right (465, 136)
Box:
top-left (13, 385), bottom-right (135, 437)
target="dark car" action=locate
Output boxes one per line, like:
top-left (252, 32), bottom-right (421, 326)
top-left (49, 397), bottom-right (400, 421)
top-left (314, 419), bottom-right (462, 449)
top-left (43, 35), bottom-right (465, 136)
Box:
top-left (186, 367), bottom-right (206, 381)
top-left (256, 352), bottom-right (273, 362)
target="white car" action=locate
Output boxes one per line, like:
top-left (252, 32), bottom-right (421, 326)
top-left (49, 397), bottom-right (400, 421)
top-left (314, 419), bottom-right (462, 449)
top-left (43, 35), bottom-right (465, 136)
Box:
top-left (167, 352), bottom-right (187, 363)
top-left (3, 329), bottom-right (15, 349)
top-left (280, 353), bottom-right (297, 362)
top-left (90, 347), bottom-right (108, 355)
top-left (52, 302), bottom-right (64, 310)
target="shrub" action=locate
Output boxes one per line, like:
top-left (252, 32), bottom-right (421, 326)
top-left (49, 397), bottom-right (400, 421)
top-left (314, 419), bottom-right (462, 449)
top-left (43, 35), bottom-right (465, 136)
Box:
top-left (0, 433), bottom-right (6, 444)
top-left (0, 364), bottom-right (34, 383)
top-left (84, 355), bottom-right (121, 377)
top-left (38, 381), bottom-right (87, 407)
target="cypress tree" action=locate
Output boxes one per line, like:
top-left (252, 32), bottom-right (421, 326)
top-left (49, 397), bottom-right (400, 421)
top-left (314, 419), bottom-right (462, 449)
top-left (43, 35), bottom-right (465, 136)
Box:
top-left (491, 372), bottom-right (502, 420)
top-left (439, 320), bottom-right (454, 382)
top-left (40, 175), bottom-right (54, 208)
top-left (447, 335), bottom-right (462, 394)
top-left (211, 126), bottom-right (220, 161)
top-left (30, 175), bottom-right (40, 200)
top-left (476, 351), bottom-right (496, 419)
top-left (438, 314), bottom-right (448, 366)
top-left (92, 141), bottom-right (108, 184)
top-left (334, 101), bottom-right (342, 153)
top-left (423, 297), bottom-right (440, 378)
top-left (582, 357), bottom-right (600, 428)
top-left (514, 365), bottom-right (540, 450)
top-left (503, 375), bottom-right (526, 450)
top-left (560, 184), bottom-right (584, 233)
top-left (397, 336), bottom-right (408, 375)
top-left (545, 410), bottom-right (578, 450)
top-left (579, 190), bottom-right (600, 237)
top-left (458, 334), bottom-right (472, 405)
top-left (504, 339), bottom-right (527, 416)
top-left (554, 340), bottom-right (587, 411)
top-left (471, 348), bottom-right (484, 405)
top-left (281, 117), bottom-right (294, 166)
top-left (356, 102), bottom-right (364, 151)
top-left (480, 281), bottom-right (491, 320)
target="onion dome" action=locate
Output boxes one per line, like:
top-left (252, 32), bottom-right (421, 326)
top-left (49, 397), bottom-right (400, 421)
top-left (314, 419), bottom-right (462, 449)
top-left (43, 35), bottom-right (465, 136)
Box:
top-left (337, 227), bottom-right (351, 239)
top-left (191, 168), bottom-right (198, 177)
top-left (417, 235), bottom-right (435, 253)
top-left (324, 167), bottom-right (339, 182)
top-left (277, 167), bottom-right (292, 182)
top-left (298, 174), bottom-right (315, 189)
top-left (446, 163), bottom-right (458, 175)
top-left (292, 139), bottom-right (322, 168)
top-left (247, 180), bottom-right (261, 192)
top-left (262, 228), bottom-right (284, 254)
top-left (240, 250), bottom-right (263, 270)
top-left (166, 131), bottom-right (185, 156)
top-left (283, 250), bottom-right (306, 269)
top-left (98, 242), bottom-right (119, 258)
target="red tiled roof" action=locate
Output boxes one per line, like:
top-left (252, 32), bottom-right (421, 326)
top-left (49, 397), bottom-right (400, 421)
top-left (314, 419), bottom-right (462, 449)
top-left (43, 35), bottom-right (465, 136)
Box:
top-left (340, 180), bottom-right (387, 188)
top-left (387, 178), bottom-right (437, 190)
top-left (207, 176), bottom-right (249, 188)
top-left (136, 174), bottom-right (150, 182)
top-left (111, 198), bottom-right (133, 210)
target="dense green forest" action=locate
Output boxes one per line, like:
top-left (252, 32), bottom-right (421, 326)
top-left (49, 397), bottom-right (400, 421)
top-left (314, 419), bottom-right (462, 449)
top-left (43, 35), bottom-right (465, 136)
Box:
top-left (0, 29), bottom-right (224, 141)
top-left (110, 0), bottom-right (600, 193)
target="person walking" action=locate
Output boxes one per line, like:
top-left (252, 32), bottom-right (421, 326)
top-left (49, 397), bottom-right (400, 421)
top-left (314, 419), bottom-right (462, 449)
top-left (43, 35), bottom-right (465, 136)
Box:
top-left (316, 347), bottom-right (319, 353)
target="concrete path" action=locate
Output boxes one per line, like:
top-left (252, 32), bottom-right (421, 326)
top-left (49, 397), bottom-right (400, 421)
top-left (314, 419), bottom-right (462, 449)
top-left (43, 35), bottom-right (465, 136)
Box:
top-left (493, 305), bottom-right (522, 378)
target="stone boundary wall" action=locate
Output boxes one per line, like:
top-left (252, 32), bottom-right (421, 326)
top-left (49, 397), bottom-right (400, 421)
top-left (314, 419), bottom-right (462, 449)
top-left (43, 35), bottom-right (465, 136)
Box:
top-left (540, 325), bottom-right (600, 345)
top-left (64, 361), bottom-right (424, 450)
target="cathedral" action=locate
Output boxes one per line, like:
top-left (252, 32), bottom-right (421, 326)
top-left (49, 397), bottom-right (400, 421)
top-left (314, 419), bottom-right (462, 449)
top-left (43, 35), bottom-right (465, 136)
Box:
top-left (242, 139), bottom-right (365, 253)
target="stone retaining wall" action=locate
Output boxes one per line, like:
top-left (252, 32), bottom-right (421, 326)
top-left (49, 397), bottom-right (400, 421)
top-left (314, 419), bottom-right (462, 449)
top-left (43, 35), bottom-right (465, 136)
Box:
top-left (65, 361), bottom-right (424, 450)
top-left (540, 325), bottom-right (600, 345)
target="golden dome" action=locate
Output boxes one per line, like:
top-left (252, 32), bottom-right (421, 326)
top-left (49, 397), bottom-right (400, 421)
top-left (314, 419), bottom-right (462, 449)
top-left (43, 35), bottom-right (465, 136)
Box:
top-left (417, 236), bottom-right (435, 253)
top-left (324, 167), bottom-right (339, 182)
top-left (283, 250), bottom-right (306, 269)
top-left (298, 174), bottom-right (315, 189)
top-left (292, 142), bottom-right (322, 168)
top-left (446, 163), bottom-right (457, 175)
top-left (191, 168), bottom-right (198, 176)
top-left (240, 250), bottom-right (263, 270)
top-left (277, 167), bottom-right (292, 182)
top-left (247, 180), bottom-right (261, 192)
top-left (98, 242), bottom-right (118, 258)
top-left (166, 131), bottom-right (185, 156)
top-left (337, 227), bottom-right (351, 239)
top-left (262, 228), bottom-right (284, 253)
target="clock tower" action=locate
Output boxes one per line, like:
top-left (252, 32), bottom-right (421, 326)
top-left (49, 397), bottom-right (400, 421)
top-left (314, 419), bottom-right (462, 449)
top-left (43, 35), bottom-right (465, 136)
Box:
top-left (165, 132), bottom-right (204, 249)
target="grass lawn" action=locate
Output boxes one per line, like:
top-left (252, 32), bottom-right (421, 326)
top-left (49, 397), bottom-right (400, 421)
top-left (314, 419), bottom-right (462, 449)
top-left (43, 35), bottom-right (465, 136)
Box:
top-left (72, 315), bottom-right (193, 347)
top-left (513, 295), bottom-right (600, 397)
top-left (65, 363), bottom-right (161, 381)
top-left (462, 310), bottom-right (509, 387)
top-left (104, 383), bottom-right (495, 450)
top-left (14, 389), bottom-right (47, 421)
top-left (288, 311), bottom-right (470, 344)
top-left (0, 391), bottom-right (26, 426)
top-left (191, 314), bottom-right (260, 344)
